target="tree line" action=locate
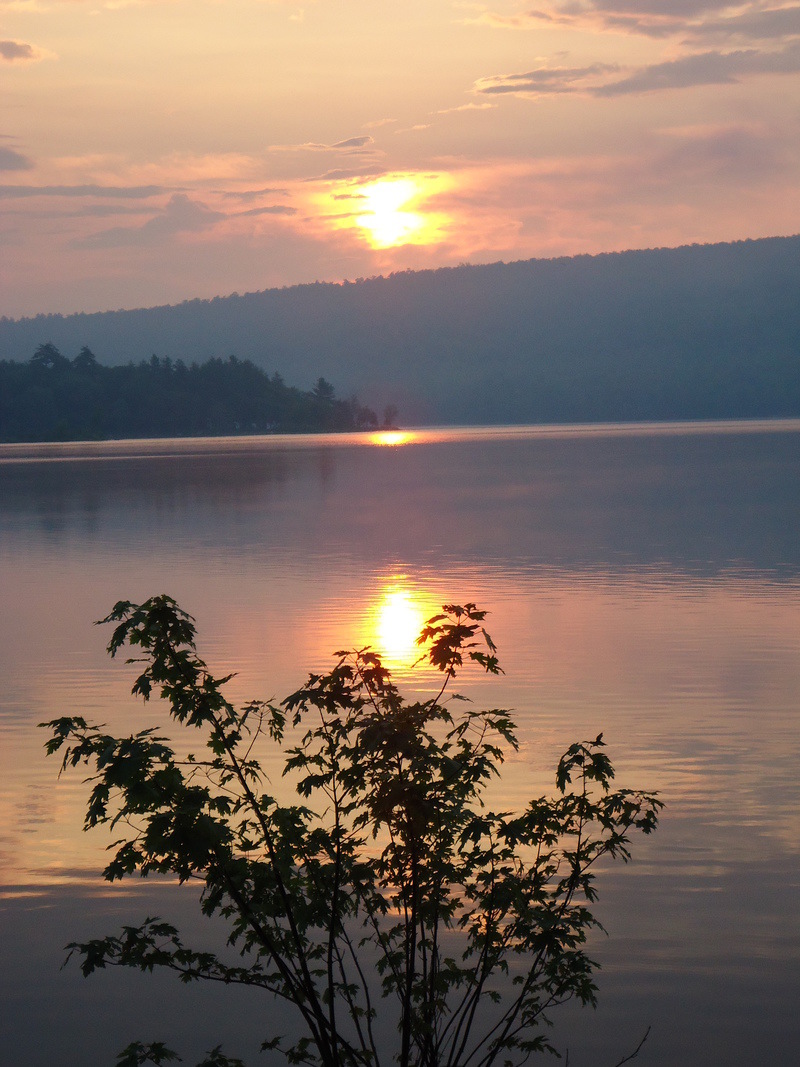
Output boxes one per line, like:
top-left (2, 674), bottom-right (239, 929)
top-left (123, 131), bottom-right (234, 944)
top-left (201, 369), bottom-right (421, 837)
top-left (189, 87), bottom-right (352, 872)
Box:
top-left (0, 344), bottom-right (386, 442)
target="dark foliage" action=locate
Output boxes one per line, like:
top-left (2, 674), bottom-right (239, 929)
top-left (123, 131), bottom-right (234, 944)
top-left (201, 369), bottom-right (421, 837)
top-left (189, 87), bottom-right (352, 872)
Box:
top-left (43, 596), bottom-right (661, 1067)
top-left (0, 346), bottom-right (380, 442)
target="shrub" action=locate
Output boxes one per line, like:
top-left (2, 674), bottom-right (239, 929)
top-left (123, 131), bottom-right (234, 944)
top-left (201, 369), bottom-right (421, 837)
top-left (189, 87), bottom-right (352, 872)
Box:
top-left (43, 595), bottom-right (660, 1067)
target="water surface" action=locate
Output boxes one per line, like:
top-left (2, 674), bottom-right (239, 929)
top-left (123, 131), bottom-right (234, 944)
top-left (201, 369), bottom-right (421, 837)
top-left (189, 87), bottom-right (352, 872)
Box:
top-left (1, 422), bottom-right (798, 1065)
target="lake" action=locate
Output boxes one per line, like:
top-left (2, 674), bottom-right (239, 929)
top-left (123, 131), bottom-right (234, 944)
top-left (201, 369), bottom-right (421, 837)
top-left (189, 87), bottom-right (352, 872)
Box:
top-left (1, 422), bottom-right (799, 1066)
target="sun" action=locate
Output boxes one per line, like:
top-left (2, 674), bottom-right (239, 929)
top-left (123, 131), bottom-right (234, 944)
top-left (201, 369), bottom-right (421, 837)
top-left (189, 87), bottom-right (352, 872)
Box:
top-left (318, 172), bottom-right (452, 250)
top-left (356, 179), bottom-right (425, 248)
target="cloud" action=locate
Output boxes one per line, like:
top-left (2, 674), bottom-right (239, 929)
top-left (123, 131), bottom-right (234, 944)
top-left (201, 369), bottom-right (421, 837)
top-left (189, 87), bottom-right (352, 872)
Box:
top-left (8, 203), bottom-right (156, 220)
top-left (408, 126), bottom-right (798, 266)
top-left (314, 210), bottom-right (361, 222)
top-left (682, 5), bottom-right (800, 43)
top-left (330, 135), bottom-right (374, 149)
top-left (0, 40), bottom-right (41, 62)
top-left (269, 135), bottom-right (375, 153)
top-left (436, 102), bottom-right (497, 114)
top-left (653, 122), bottom-right (787, 182)
top-left (597, 41), bottom-right (800, 95)
top-left (0, 182), bottom-right (169, 197)
top-left (473, 2), bottom-right (710, 35)
top-left (67, 192), bottom-right (299, 249)
top-left (476, 40), bottom-right (800, 97)
top-left (476, 3), bottom-right (800, 43)
top-left (302, 164), bottom-right (389, 182)
top-left (0, 146), bottom-right (33, 171)
top-left (537, 121), bottom-right (794, 195)
top-left (78, 203), bottom-right (156, 217)
top-left (476, 62), bottom-right (619, 96)
top-left (235, 204), bottom-right (298, 217)
top-left (217, 186), bottom-right (290, 202)
top-left (73, 193), bottom-right (223, 248)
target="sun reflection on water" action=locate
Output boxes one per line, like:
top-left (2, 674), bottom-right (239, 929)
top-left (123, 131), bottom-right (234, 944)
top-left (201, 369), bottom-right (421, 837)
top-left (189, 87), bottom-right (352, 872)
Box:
top-left (370, 587), bottom-right (428, 671)
top-left (369, 430), bottom-right (417, 447)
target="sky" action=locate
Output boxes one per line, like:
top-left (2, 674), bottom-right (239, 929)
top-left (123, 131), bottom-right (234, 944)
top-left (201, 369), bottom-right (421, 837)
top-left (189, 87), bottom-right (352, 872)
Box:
top-left (1, 0), bottom-right (799, 318)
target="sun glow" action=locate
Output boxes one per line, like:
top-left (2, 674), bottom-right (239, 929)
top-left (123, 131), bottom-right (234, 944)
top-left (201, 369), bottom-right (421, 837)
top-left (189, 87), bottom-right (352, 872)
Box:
top-left (369, 430), bottom-right (416, 447)
top-left (320, 173), bottom-right (452, 250)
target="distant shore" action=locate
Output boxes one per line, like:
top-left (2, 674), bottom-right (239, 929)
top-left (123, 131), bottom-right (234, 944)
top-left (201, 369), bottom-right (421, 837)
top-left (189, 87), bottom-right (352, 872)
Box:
top-left (0, 346), bottom-right (387, 444)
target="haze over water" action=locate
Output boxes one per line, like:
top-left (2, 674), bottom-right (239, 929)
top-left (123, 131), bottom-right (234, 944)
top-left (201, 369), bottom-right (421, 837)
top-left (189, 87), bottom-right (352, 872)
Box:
top-left (1, 422), bottom-right (799, 1065)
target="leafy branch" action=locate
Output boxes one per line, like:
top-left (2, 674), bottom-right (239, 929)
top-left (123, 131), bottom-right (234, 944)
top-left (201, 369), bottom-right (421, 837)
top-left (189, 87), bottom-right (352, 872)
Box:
top-left (43, 595), bottom-right (661, 1067)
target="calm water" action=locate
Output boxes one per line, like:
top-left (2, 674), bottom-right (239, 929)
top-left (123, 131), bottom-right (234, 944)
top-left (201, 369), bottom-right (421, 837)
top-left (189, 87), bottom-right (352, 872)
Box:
top-left (1, 422), bottom-right (799, 1066)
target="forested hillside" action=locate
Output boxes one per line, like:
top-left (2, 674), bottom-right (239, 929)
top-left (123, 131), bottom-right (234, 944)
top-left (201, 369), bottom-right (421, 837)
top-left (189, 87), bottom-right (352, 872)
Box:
top-left (1, 235), bottom-right (798, 424)
top-left (0, 346), bottom-right (379, 442)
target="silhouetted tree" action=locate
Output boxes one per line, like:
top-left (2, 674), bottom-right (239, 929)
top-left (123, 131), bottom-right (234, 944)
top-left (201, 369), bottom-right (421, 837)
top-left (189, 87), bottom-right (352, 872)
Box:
top-left (313, 376), bottom-right (336, 401)
top-left (73, 346), bottom-right (99, 372)
top-left (382, 404), bottom-right (399, 429)
top-left (43, 596), bottom-right (660, 1067)
top-left (30, 342), bottom-right (69, 370)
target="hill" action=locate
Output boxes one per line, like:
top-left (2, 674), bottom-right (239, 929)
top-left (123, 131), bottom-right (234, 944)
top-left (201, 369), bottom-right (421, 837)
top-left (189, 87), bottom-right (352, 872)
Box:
top-left (1, 235), bottom-right (798, 425)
